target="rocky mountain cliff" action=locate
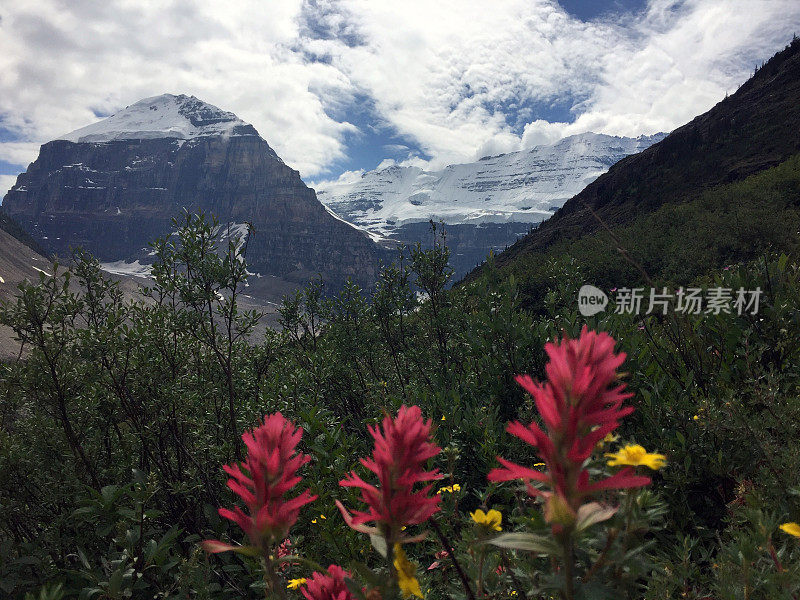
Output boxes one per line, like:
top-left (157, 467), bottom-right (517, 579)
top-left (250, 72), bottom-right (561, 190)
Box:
top-left (2, 94), bottom-right (381, 294)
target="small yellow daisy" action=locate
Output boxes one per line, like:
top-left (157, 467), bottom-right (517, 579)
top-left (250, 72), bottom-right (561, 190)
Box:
top-left (606, 444), bottom-right (666, 470)
top-left (438, 483), bottom-right (461, 493)
top-left (471, 508), bottom-right (502, 531)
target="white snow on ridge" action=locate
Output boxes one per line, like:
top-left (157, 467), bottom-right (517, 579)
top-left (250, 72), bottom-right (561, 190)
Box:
top-left (316, 132), bottom-right (667, 236)
top-left (321, 203), bottom-right (388, 244)
top-left (59, 94), bottom-right (252, 143)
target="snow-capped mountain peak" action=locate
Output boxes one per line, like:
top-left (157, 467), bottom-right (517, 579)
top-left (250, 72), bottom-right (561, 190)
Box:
top-left (316, 132), bottom-right (667, 237)
top-left (58, 94), bottom-right (257, 143)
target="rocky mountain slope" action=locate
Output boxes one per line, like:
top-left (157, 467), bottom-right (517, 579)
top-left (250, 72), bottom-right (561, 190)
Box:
top-left (0, 214), bottom-right (53, 359)
top-left (2, 94), bottom-right (382, 297)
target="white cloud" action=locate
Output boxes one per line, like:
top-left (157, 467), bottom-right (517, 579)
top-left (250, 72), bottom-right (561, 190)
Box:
top-left (0, 0), bottom-right (353, 177)
top-left (0, 175), bottom-right (18, 200)
top-left (311, 168), bottom-right (366, 192)
top-left (307, 0), bottom-right (800, 166)
top-left (0, 0), bottom-right (798, 184)
top-left (567, 0), bottom-right (800, 138)
top-left (521, 120), bottom-right (571, 149)
top-left (0, 142), bottom-right (41, 168)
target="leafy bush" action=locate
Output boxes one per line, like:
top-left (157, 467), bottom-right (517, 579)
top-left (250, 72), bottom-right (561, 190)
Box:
top-left (2, 207), bottom-right (800, 599)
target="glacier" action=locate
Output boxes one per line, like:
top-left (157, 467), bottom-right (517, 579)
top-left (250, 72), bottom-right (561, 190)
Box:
top-left (315, 132), bottom-right (667, 238)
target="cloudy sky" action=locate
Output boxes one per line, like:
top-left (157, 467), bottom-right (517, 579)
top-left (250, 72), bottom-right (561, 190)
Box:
top-left (1, 0), bottom-right (798, 197)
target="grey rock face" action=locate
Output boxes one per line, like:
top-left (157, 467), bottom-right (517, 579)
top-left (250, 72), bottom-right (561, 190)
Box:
top-left (3, 124), bottom-right (380, 291)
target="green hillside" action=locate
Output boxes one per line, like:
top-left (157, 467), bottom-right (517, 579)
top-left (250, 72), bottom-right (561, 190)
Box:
top-left (479, 153), bottom-right (800, 311)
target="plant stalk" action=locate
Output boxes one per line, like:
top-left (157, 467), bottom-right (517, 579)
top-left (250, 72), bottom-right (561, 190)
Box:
top-left (562, 533), bottom-right (575, 600)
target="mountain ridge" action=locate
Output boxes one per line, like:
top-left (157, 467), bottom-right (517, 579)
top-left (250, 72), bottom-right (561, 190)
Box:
top-left (317, 132), bottom-right (666, 237)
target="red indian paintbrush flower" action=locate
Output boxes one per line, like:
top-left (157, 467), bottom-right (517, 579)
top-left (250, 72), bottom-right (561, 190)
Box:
top-left (300, 565), bottom-right (355, 600)
top-left (336, 405), bottom-right (442, 543)
top-left (202, 412), bottom-right (317, 554)
top-left (488, 327), bottom-right (650, 521)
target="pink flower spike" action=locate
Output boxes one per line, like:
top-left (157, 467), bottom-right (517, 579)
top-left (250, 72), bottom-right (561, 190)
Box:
top-left (301, 565), bottom-right (355, 600)
top-left (490, 327), bottom-right (651, 518)
top-left (202, 412), bottom-right (317, 554)
top-left (338, 405), bottom-right (442, 542)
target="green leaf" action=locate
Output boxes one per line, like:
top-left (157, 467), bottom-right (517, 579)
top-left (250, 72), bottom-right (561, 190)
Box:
top-left (107, 567), bottom-right (124, 594)
top-left (577, 580), bottom-right (618, 600)
top-left (350, 562), bottom-right (384, 588)
top-left (575, 503), bottom-right (617, 532)
top-left (488, 532), bottom-right (559, 555)
top-left (344, 577), bottom-right (367, 600)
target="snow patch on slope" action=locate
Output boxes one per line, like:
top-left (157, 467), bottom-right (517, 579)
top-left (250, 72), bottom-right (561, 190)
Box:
top-left (321, 203), bottom-right (387, 244)
top-left (100, 260), bottom-right (152, 278)
top-left (59, 94), bottom-right (253, 143)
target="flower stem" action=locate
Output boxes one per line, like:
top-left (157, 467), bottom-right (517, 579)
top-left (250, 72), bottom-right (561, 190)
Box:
top-left (262, 553), bottom-right (286, 600)
top-left (477, 547), bottom-right (485, 597)
top-left (562, 533), bottom-right (575, 600)
top-left (768, 540), bottom-right (799, 600)
top-left (276, 554), bottom-right (326, 573)
top-left (583, 529), bottom-right (618, 582)
top-left (500, 551), bottom-right (527, 600)
top-left (430, 518), bottom-right (477, 600)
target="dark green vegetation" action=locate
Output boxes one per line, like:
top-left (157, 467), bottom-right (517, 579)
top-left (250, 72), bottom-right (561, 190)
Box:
top-left (494, 153), bottom-right (800, 311)
top-left (1, 203), bottom-right (800, 598)
top-left (2, 38), bottom-right (800, 600)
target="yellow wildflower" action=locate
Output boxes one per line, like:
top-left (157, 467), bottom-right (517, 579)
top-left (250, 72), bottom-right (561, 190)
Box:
top-left (780, 522), bottom-right (800, 538)
top-left (438, 484), bottom-right (461, 493)
top-left (393, 544), bottom-right (423, 598)
top-left (471, 508), bottom-right (502, 531)
top-left (606, 444), bottom-right (666, 470)
top-left (311, 514), bottom-right (327, 524)
top-left (533, 462), bottom-right (546, 468)
top-left (287, 578), bottom-right (307, 590)
top-left (692, 415), bottom-right (700, 421)
top-left (441, 415), bottom-right (446, 421)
